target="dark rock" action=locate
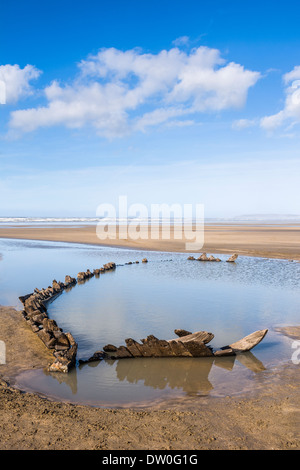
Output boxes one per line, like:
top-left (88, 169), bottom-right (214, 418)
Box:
top-left (174, 329), bottom-right (192, 337)
top-left (79, 352), bottom-right (105, 364)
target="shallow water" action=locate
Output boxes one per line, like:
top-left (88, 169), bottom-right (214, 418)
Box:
top-left (0, 238), bottom-right (299, 407)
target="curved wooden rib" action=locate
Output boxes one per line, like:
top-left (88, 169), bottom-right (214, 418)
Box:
top-left (219, 329), bottom-right (268, 354)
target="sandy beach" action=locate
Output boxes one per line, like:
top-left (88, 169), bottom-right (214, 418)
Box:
top-left (0, 225), bottom-right (299, 450)
top-left (0, 223), bottom-right (300, 260)
top-left (0, 306), bottom-right (299, 450)
top-left (2, 0), bottom-right (300, 452)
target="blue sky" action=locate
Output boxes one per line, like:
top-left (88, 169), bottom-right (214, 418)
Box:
top-left (0, 0), bottom-right (300, 217)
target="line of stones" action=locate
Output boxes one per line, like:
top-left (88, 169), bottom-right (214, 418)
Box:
top-left (18, 253), bottom-right (237, 373)
top-left (18, 261), bottom-right (124, 372)
top-left (19, 258), bottom-right (149, 373)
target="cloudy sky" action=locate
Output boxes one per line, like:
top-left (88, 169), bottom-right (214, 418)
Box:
top-left (0, 0), bottom-right (300, 217)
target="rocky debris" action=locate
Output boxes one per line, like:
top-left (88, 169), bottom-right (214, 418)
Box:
top-left (49, 333), bottom-right (78, 373)
top-left (52, 280), bottom-right (65, 292)
top-left (193, 253), bottom-right (222, 262)
top-left (226, 253), bottom-right (238, 262)
top-left (103, 328), bottom-right (268, 359)
top-left (103, 262), bottom-right (116, 271)
top-left (174, 328), bottom-right (192, 337)
top-left (207, 255), bottom-right (221, 262)
top-left (77, 269), bottom-right (94, 282)
top-left (19, 286), bottom-right (78, 373)
top-left (142, 258), bottom-right (148, 263)
top-left (197, 253), bottom-right (209, 261)
top-left (78, 351), bottom-right (106, 365)
top-left (187, 253), bottom-right (222, 262)
top-left (18, 261), bottom-right (120, 372)
top-left (64, 275), bottom-right (77, 287)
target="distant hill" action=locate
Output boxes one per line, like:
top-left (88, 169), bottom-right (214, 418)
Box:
top-left (232, 214), bottom-right (300, 221)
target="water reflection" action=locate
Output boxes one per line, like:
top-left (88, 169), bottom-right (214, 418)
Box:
top-left (43, 351), bottom-right (266, 400)
top-left (2, 238), bottom-right (299, 406)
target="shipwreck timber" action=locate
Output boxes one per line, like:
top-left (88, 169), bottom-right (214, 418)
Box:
top-left (102, 328), bottom-right (268, 359)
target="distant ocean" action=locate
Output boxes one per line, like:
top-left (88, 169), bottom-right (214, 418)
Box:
top-left (0, 216), bottom-right (299, 226)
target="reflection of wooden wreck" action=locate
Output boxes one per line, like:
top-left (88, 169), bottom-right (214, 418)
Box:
top-left (103, 328), bottom-right (268, 359)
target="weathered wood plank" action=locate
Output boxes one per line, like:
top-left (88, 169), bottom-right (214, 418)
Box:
top-left (171, 331), bottom-right (214, 345)
top-left (225, 329), bottom-right (268, 352)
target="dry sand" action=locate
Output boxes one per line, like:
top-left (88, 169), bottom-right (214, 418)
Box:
top-left (0, 223), bottom-right (300, 260)
top-left (0, 225), bottom-right (299, 450)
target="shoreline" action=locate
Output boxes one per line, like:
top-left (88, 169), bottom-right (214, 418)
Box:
top-left (0, 230), bottom-right (299, 449)
top-left (0, 223), bottom-right (300, 261)
top-left (0, 305), bottom-right (299, 449)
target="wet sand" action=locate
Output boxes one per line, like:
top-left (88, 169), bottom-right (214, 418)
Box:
top-left (0, 223), bottom-right (300, 260)
top-left (0, 226), bottom-right (299, 450)
top-left (0, 305), bottom-right (299, 450)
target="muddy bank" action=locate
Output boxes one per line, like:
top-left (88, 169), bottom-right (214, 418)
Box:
top-left (0, 306), bottom-right (299, 450)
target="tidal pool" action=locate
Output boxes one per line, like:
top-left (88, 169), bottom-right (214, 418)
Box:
top-left (0, 238), bottom-right (299, 407)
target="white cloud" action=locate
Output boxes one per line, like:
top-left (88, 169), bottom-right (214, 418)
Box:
top-left (260, 66), bottom-right (300, 132)
top-left (0, 64), bottom-right (40, 104)
top-left (172, 36), bottom-right (190, 47)
top-left (283, 66), bottom-right (300, 83)
top-left (232, 118), bottom-right (257, 130)
top-left (9, 46), bottom-right (260, 138)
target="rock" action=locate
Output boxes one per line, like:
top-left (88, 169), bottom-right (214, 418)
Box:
top-left (24, 296), bottom-right (47, 315)
top-left (187, 256), bottom-right (195, 260)
top-left (31, 312), bottom-right (47, 325)
top-left (78, 351), bottom-right (106, 364)
top-left (52, 280), bottom-right (64, 292)
top-left (49, 334), bottom-right (78, 372)
top-left (26, 308), bottom-right (45, 319)
top-left (142, 258), bottom-right (148, 263)
top-left (37, 329), bottom-right (56, 349)
top-left (19, 293), bottom-right (33, 304)
top-left (65, 275), bottom-right (77, 286)
top-left (226, 253), bottom-right (238, 262)
top-left (197, 253), bottom-right (209, 261)
top-left (103, 344), bottom-right (118, 352)
top-left (48, 357), bottom-right (71, 373)
top-left (77, 271), bottom-right (86, 281)
top-left (53, 332), bottom-right (70, 350)
top-left (174, 329), bottom-right (192, 337)
top-left (28, 320), bottom-right (41, 333)
top-left (103, 262), bottom-right (116, 270)
top-left (42, 318), bottom-right (60, 332)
